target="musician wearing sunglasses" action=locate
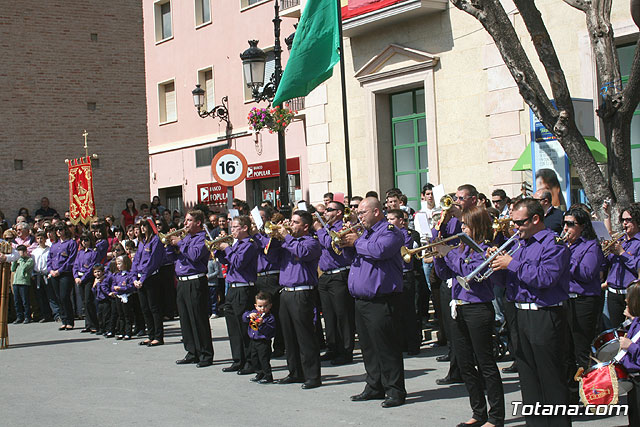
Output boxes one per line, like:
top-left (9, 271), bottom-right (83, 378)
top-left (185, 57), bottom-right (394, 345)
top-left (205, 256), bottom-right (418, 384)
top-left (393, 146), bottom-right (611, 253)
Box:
top-left (313, 201), bottom-right (356, 366)
top-left (433, 206), bottom-right (505, 427)
top-left (489, 198), bottom-right (570, 427)
top-left (561, 208), bottom-right (605, 373)
top-left (603, 204), bottom-right (640, 327)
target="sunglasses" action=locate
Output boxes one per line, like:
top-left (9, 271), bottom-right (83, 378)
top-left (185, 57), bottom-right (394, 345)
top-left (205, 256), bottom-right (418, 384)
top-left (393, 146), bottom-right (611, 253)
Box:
top-left (452, 195), bottom-right (471, 201)
top-left (349, 205), bottom-right (358, 208)
top-left (563, 220), bottom-right (576, 227)
top-left (622, 217), bottom-right (633, 223)
top-left (512, 217), bottom-right (532, 226)
top-left (325, 208), bottom-right (340, 212)
top-left (492, 199), bottom-right (503, 205)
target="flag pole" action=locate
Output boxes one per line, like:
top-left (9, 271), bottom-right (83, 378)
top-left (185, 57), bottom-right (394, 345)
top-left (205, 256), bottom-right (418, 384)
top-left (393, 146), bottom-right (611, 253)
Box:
top-left (336, 0), bottom-right (353, 201)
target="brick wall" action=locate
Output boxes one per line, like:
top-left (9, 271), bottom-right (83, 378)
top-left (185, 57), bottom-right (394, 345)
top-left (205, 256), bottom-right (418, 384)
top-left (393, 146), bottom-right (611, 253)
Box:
top-left (0, 0), bottom-right (149, 224)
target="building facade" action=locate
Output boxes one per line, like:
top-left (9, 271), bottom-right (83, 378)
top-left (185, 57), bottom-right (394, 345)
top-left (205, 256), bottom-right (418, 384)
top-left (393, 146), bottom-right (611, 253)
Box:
top-left (143, 0), bottom-right (315, 212)
top-left (0, 0), bottom-right (150, 222)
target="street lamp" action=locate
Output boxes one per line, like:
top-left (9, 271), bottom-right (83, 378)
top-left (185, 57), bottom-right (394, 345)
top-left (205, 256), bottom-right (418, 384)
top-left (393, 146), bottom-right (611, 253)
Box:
top-left (240, 0), bottom-right (292, 216)
top-left (191, 84), bottom-right (230, 127)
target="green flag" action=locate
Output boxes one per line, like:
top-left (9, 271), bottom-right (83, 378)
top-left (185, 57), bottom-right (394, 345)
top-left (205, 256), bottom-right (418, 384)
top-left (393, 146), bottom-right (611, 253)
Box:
top-left (271, 0), bottom-right (340, 107)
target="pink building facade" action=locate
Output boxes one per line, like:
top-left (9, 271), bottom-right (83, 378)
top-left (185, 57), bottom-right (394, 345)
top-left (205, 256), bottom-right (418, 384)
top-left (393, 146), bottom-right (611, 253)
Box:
top-left (143, 0), bottom-right (309, 213)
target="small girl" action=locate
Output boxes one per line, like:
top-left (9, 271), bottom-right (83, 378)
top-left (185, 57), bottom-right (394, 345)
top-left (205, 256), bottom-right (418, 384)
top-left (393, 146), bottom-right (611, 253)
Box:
top-left (619, 281), bottom-right (640, 425)
top-left (109, 255), bottom-right (136, 340)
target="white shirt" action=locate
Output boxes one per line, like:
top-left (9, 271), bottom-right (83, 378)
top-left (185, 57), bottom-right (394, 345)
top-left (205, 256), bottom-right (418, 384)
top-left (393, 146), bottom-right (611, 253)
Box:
top-left (32, 245), bottom-right (50, 273)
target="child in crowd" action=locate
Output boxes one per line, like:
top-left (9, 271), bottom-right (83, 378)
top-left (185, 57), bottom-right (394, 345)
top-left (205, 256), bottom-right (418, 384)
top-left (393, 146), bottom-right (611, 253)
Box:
top-left (11, 245), bottom-right (35, 323)
top-left (620, 282), bottom-right (640, 425)
top-left (242, 291), bottom-right (276, 384)
top-left (109, 255), bottom-right (136, 340)
top-left (32, 231), bottom-right (57, 322)
top-left (92, 264), bottom-right (113, 337)
top-left (207, 255), bottom-right (222, 319)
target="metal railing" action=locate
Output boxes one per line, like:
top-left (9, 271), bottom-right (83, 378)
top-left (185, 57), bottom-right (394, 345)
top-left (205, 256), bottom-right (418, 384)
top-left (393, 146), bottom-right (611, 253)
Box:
top-left (281, 0), bottom-right (300, 11)
top-left (285, 96), bottom-right (305, 112)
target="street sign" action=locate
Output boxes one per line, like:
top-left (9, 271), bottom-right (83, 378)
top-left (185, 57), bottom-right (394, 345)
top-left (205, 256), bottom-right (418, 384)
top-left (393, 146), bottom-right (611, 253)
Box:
top-left (211, 148), bottom-right (248, 187)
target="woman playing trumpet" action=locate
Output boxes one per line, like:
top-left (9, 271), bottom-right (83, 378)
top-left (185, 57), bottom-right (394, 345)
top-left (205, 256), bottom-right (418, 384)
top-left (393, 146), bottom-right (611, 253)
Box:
top-left (433, 206), bottom-right (504, 427)
top-left (561, 207), bottom-right (604, 371)
top-left (603, 204), bottom-right (640, 327)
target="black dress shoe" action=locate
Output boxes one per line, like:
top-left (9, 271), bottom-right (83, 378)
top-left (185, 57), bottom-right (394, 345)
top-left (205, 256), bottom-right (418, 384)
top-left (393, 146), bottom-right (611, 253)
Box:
top-left (175, 357), bottom-right (197, 365)
top-left (320, 352), bottom-right (336, 361)
top-left (237, 367), bottom-right (254, 375)
top-left (436, 376), bottom-right (464, 385)
top-left (222, 364), bottom-right (241, 372)
top-left (275, 375), bottom-right (305, 384)
top-left (350, 391), bottom-right (386, 401)
top-left (301, 380), bottom-right (321, 390)
top-left (436, 354), bottom-right (450, 362)
top-left (502, 363), bottom-right (517, 374)
top-left (147, 340), bottom-right (164, 347)
top-left (258, 375), bottom-right (274, 384)
top-left (331, 356), bottom-right (353, 366)
top-left (139, 340), bottom-right (151, 346)
top-left (250, 374), bottom-right (264, 382)
top-left (80, 328), bottom-right (91, 333)
top-left (196, 361), bottom-right (213, 368)
top-left (381, 397), bottom-right (405, 408)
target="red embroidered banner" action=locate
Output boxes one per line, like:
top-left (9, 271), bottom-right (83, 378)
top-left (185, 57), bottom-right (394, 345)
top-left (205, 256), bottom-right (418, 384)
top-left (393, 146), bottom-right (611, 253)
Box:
top-left (68, 157), bottom-right (97, 225)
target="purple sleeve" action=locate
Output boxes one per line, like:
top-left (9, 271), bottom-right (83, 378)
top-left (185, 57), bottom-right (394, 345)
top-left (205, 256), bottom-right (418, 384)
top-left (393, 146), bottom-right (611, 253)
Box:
top-left (131, 244), bottom-right (141, 276)
top-left (282, 235), bottom-right (322, 261)
top-left (177, 234), bottom-right (208, 266)
top-left (242, 310), bottom-right (253, 323)
top-left (95, 239), bottom-right (109, 264)
top-left (316, 228), bottom-right (332, 249)
top-left (446, 246), bottom-right (488, 277)
top-left (354, 228), bottom-right (403, 260)
top-left (259, 314), bottom-right (276, 338)
top-left (73, 252), bottom-right (82, 278)
top-left (139, 236), bottom-right (164, 283)
top-left (570, 241), bottom-right (604, 283)
top-left (433, 255), bottom-right (453, 281)
top-left (46, 245), bottom-right (54, 272)
top-left (223, 240), bottom-right (258, 271)
top-left (59, 240), bottom-right (78, 272)
top-left (507, 241), bottom-right (570, 289)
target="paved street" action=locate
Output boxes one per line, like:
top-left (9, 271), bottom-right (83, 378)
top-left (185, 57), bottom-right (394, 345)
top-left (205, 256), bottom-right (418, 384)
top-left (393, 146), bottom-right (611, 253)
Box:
top-left (1, 319), bottom-right (629, 427)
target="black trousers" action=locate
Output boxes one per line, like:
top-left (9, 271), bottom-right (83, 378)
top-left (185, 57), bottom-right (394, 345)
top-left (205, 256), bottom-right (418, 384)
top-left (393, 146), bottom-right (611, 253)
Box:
top-left (440, 280), bottom-right (460, 379)
top-left (82, 280), bottom-right (98, 330)
top-left (256, 273), bottom-right (284, 353)
top-left (503, 300), bottom-right (519, 360)
top-left (249, 338), bottom-right (272, 376)
top-left (607, 290), bottom-right (627, 329)
top-left (629, 376), bottom-right (640, 427)
top-left (224, 285), bottom-right (256, 367)
top-left (400, 271), bottom-right (420, 353)
top-left (176, 276), bottom-right (213, 363)
top-left (159, 264), bottom-right (177, 318)
top-left (138, 273), bottom-right (164, 341)
top-left (564, 295), bottom-right (602, 370)
top-left (279, 289), bottom-right (320, 381)
top-left (96, 299), bottom-right (112, 333)
top-left (516, 307), bottom-right (570, 427)
top-left (34, 273), bottom-right (53, 320)
top-left (51, 272), bottom-right (74, 326)
top-left (317, 270), bottom-right (355, 359)
top-left (130, 293), bottom-right (145, 334)
top-left (451, 302), bottom-right (505, 425)
top-left (115, 298), bottom-right (134, 336)
top-left (354, 294), bottom-right (406, 400)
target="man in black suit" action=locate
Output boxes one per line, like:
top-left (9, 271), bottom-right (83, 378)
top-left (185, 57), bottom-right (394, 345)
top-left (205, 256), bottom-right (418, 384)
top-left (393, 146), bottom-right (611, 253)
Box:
top-left (533, 189), bottom-right (563, 234)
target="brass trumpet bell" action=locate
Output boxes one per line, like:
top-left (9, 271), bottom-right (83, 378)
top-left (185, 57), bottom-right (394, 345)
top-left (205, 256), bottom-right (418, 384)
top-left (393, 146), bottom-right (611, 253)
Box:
top-left (158, 227), bottom-right (186, 246)
top-left (205, 235), bottom-right (234, 252)
top-left (602, 231), bottom-right (626, 257)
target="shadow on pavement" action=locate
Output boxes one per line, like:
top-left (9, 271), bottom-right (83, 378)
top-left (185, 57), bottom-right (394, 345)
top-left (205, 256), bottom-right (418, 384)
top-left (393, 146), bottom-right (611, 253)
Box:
top-left (7, 337), bottom-right (101, 349)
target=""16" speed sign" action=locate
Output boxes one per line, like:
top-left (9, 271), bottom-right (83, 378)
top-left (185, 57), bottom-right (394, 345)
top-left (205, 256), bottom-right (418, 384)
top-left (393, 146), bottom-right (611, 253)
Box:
top-left (211, 148), bottom-right (248, 187)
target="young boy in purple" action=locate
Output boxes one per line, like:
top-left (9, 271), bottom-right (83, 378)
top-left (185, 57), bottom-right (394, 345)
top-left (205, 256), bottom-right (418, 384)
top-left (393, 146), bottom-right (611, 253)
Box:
top-left (243, 291), bottom-right (276, 384)
top-left (92, 264), bottom-right (113, 337)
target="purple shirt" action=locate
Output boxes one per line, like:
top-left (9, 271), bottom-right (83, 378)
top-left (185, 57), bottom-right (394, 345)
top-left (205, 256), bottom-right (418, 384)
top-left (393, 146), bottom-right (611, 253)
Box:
top-left (432, 216), bottom-right (462, 240)
top-left (605, 234), bottom-right (640, 290)
top-left (242, 309), bottom-right (276, 340)
top-left (620, 316), bottom-right (640, 373)
top-left (94, 273), bottom-right (112, 302)
top-left (166, 231), bottom-right (209, 276)
top-left (435, 242), bottom-right (496, 303)
top-left (400, 228), bottom-right (414, 272)
top-left (216, 236), bottom-right (258, 283)
top-left (253, 233), bottom-right (281, 272)
top-left (131, 235), bottom-right (164, 283)
top-left (316, 220), bottom-right (354, 271)
top-left (47, 239), bottom-right (78, 273)
top-left (73, 248), bottom-right (100, 284)
top-left (568, 237), bottom-right (604, 296)
top-left (505, 228), bottom-right (570, 306)
top-left (348, 219), bottom-right (404, 299)
top-left (279, 234), bottom-right (322, 287)
top-left (95, 239), bottom-right (109, 265)
top-left (111, 270), bottom-right (136, 294)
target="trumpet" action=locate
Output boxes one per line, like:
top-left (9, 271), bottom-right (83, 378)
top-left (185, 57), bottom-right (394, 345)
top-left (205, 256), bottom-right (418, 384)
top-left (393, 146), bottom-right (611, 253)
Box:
top-left (400, 232), bottom-right (484, 263)
top-left (456, 233), bottom-right (521, 291)
top-left (205, 234), bottom-right (234, 252)
top-left (329, 222), bottom-right (365, 255)
top-left (492, 217), bottom-right (512, 239)
top-left (435, 195), bottom-right (454, 231)
top-left (262, 221), bottom-right (293, 255)
top-left (158, 227), bottom-right (186, 246)
top-left (602, 231), bottom-right (626, 257)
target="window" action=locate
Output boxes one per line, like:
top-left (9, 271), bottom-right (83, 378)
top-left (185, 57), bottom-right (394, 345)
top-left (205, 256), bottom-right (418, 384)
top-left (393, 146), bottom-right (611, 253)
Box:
top-left (158, 80), bottom-right (177, 124)
top-left (154, 1), bottom-right (173, 43)
top-left (195, 143), bottom-right (228, 168)
top-left (244, 49), bottom-right (275, 101)
top-left (195, 0), bottom-right (211, 27)
top-left (14, 159), bottom-right (23, 170)
top-left (197, 67), bottom-right (215, 111)
top-left (618, 43), bottom-right (640, 200)
top-left (241, 0), bottom-right (266, 8)
top-left (390, 88), bottom-right (427, 211)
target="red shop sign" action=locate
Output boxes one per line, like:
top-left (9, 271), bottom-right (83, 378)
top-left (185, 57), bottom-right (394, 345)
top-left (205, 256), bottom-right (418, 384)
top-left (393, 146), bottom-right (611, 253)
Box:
top-left (197, 182), bottom-right (232, 204)
top-left (246, 157), bottom-right (300, 181)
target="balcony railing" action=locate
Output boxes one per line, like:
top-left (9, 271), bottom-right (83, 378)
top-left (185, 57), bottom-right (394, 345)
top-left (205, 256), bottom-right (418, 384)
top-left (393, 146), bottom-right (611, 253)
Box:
top-left (285, 96), bottom-right (305, 112)
top-left (281, 0), bottom-right (300, 10)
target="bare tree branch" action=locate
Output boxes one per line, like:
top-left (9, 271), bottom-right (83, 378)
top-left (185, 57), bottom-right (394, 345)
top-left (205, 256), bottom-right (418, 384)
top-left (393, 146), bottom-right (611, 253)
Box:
top-left (562, 0), bottom-right (589, 12)
top-left (620, 37), bottom-right (640, 117)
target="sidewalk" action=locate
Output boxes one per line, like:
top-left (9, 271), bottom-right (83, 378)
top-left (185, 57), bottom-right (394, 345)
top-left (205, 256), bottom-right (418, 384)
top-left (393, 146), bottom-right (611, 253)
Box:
top-left (0, 319), bottom-right (628, 426)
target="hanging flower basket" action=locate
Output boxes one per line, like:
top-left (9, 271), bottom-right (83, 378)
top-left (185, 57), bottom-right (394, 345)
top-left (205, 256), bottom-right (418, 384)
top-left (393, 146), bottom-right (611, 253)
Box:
top-left (248, 106), bottom-right (296, 133)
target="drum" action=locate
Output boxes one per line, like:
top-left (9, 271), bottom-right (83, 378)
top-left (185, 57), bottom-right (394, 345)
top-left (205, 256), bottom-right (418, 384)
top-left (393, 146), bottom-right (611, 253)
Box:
top-left (591, 328), bottom-right (626, 362)
top-left (577, 360), bottom-right (632, 406)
